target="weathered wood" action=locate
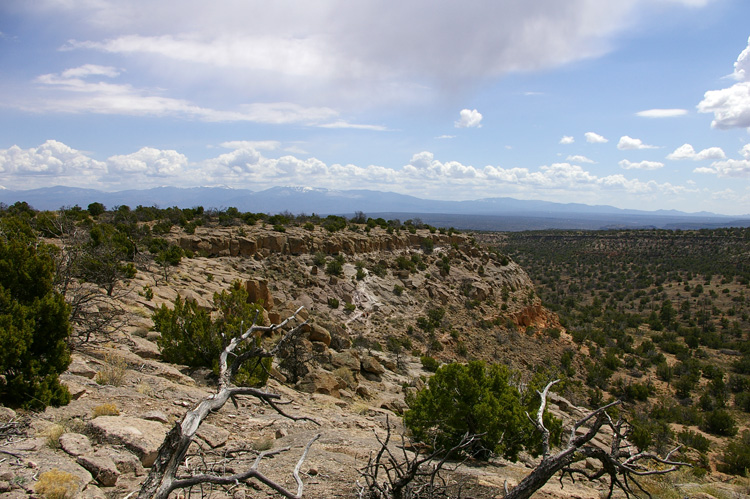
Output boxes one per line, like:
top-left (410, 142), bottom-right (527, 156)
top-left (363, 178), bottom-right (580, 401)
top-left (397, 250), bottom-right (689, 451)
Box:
top-left (138, 306), bottom-right (319, 499)
top-left (506, 381), bottom-right (689, 499)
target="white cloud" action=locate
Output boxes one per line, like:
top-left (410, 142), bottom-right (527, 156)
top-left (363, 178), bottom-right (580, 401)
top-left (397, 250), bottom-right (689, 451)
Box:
top-left (732, 35), bottom-right (750, 81)
top-left (107, 147), bottom-right (187, 177)
top-left (698, 37), bottom-right (750, 129)
top-left (219, 141), bottom-right (281, 151)
top-left (698, 82), bottom-right (750, 129)
top-left (617, 135), bottom-right (658, 150)
top-left (318, 121), bottom-right (388, 131)
top-left (36, 0), bottom-right (714, 110)
top-left (559, 136), bottom-right (575, 144)
top-left (666, 143), bottom-right (726, 160)
top-left (454, 109), bottom-right (483, 128)
top-left (0, 140), bottom-right (105, 177)
top-left (0, 139), bottom-right (706, 207)
top-left (435, 135), bottom-right (456, 140)
top-left (566, 155), bottom-right (595, 164)
top-left (619, 159), bottom-right (664, 170)
top-left (585, 132), bottom-right (608, 143)
top-left (694, 159), bottom-right (750, 178)
top-left (741, 144), bottom-right (750, 159)
top-left (635, 108), bottom-right (688, 118)
top-left (61, 64), bottom-right (121, 79)
top-left (25, 67), bottom-right (392, 128)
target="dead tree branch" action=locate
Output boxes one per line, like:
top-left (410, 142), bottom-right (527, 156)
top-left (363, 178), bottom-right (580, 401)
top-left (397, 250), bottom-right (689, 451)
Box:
top-left (358, 416), bottom-right (480, 499)
top-left (505, 380), bottom-right (690, 499)
top-left (138, 306), bottom-right (320, 499)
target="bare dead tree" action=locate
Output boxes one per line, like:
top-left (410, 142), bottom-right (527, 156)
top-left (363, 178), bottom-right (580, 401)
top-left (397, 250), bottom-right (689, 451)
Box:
top-left (138, 306), bottom-right (321, 499)
top-left (357, 416), bottom-right (481, 499)
top-left (505, 380), bottom-right (690, 499)
top-left (46, 209), bottom-right (129, 344)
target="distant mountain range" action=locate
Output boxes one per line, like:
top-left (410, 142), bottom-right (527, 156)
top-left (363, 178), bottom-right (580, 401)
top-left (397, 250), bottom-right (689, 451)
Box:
top-left (2, 185), bottom-right (748, 231)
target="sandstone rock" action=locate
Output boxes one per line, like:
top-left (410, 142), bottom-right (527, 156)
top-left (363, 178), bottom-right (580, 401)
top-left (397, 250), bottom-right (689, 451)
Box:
top-left (67, 357), bottom-right (98, 379)
top-left (360, 355), bottom-right (385, 375)
top-left (0, 406), bottom-right (17, 422)
top-left (329, 325), bottom-right (352, 351)
top-left (81, 484), bottom-right (107, 499)
top-left (196, 423), bottom-right (230, 448)
top-left (331, 350), bottom-right (360, 371)
top-left (77, 453), bottom-right (120, 487)
top-left (246, 279), bottom-right (274, 309)
top-left (141, 410), bottom-right (170, 424)
top-left (60, 376), bottom-right (88, 400)
top-left (308, 324), bottom-right (332, 346)
top-left (129, 335), bottom-right (161, 360)
top-left (88, 416), bottom-right (168, 467)
top-left (297, 371), bottom-right (346, 397)
top-left (356, 384), bottom-right (373, 399)
top-left (107, 447), bottom-right (145, 476)
top-left (59, 433), bottom-right (93, 457)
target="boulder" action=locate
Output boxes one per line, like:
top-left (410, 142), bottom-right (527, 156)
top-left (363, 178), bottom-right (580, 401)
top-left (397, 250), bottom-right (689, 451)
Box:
top-left (0, 406), bottom-right (17, 422)
top-left (308, 324), bottom-right (332, 346)
top-left (129, 335), bottom-right (161, 360)
top-left (77, 453), bottom-right (120, 487)
top-left (59, 433), bottom-right (93, 457)
top-left (196, 423), bottom-right (230, 448)
top-left (88, 416), bottom-right (168, 467)
top-left (360, 355), bottom-right (386, 375)
top-left (331, 350), bottom-right (360, 371)
top-left (107, 447), bottom-right (145, 476)
top-left (297, 371), bottom-right (346, 397)
top-left (245, 279), bottom-right (274, 309)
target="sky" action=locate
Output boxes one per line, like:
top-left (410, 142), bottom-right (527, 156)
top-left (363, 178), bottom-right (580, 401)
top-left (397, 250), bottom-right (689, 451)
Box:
top-left (1, 1), bottom-right (750, 215)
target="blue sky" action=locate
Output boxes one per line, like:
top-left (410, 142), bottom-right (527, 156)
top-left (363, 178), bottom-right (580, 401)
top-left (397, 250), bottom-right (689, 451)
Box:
top-left (1, 1), bottom-right (749, 215)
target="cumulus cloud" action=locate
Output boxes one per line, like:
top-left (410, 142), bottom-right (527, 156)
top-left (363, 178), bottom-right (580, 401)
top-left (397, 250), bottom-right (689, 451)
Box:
top-left (0, 139), bottom-right (704, 207)
top-left (566, 155), bottom-right (595, 164)
top-left (635, 108), bottom-right (688, 118)
top-left (732, 35), bottom-right (750, 81)
top-left (694, 160), bottom-right (750, 178)
top-left (618, 159), bottom-right (664, 170)
top-left (107, 147), bottom-right (188, 176)
top-left (698, 36), bottom-right (750, 129)
top-left (741, 144), bottom-right (750, 159)
top-left (454, 109), bottom-right (483, 128)
top-left (585, 132), bottom-right (608, 143)
top-left (666, 143), bottom-right (726, 160)
top-left (617, 135), bottom-right (658, 150)
top-left (0, 140), bottom-right (105, 178)
top-left (559, 136), bottom-right (575, 144)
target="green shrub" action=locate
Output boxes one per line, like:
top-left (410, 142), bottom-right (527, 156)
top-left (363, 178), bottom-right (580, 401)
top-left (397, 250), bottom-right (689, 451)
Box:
top-left (325, 255), bottom-right (345, 276)
top-left (721, 430), bottom-right (750, 476)
top-left (420, 355), bottom-right (439, 372)
top-left (152, 281), bottom-right (270, 387)
top-left (312, 251), bottom-right (327, 267)
top-left (701, 409), bottom-right (738, 436)
top-left (0, 217), bottom-right (71, 409)
top-left (327, 297), bottom-right (340, 309)
top-left (404, 361), bottom-right (561, 461)
top-left (678, 430), bottom-right (711, 453)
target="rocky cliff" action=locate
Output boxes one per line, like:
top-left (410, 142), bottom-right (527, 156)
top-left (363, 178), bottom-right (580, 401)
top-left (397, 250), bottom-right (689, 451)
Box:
top-left (0, 223), bottom-right (582, 498)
